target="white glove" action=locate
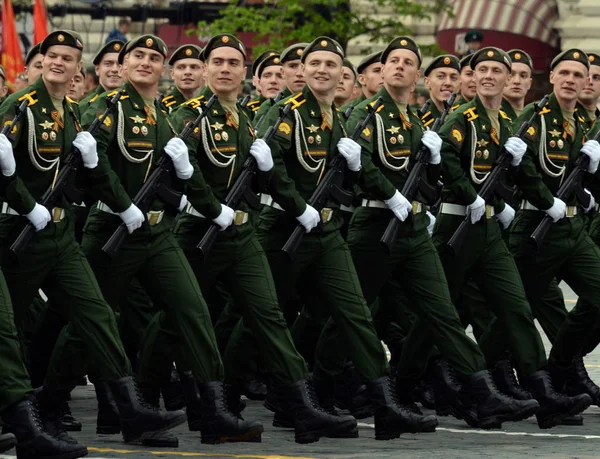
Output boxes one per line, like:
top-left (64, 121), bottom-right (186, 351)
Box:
top-left (0, 133), bottom-right (16, 176)
top-left (581, 140), bottom-right (600, 174)
top-left (385, 190), bottom-right (412, 222)
top-left (337, 137), bottom-right (361, 171)
top-left (73, 131), bottom-right (98, 169)
top-left (25, 203), bottom-right (51, 231)
top-left (426, 210), bottom-right (436, 236)
top-left (296, 204), bottom-right (320, 233)
top-left (545, 197), bottom-right (566, 222)
top-left (467, 195), bottom-right (486, 224)
top-left (178, 194), bottom-right (188, 212)
top-left (504, 136), bottom-right (526, 167)
top-left (249, 139), bottom-right (274, 172)
top-left (164, 137), bottom-right (194, 180)
top-left (421, 130), bottom-right (442, 165)
top-left (584, 189), bottom-right (596, 213)
top-left (118, 204), bottom-right (145, 234)
top-left (212, 204), bottom-right (234, 231)
top-left (495, 203), bottom-right (515, 229)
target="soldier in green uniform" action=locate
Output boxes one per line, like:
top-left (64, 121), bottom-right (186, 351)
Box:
top-left (246, 49), bottom-right (279, 116)
top-left (24, 43), bottom-right (43, 85)
top-left (334, 59), bottom-right (358, 108)
top-left (160, 44), bottom-right (204, 113)
top-left (252, 43), bottom-right (308, 126)
top-left (79, 40), bottom-right (125, 114)
top-left (433, 46), bottom-right (591, 429)
top-left (0, 29), bottom-right (185, 445)
top-left (340, 51), bottom-right (383, 114)
top-left (455, 54), bottom-right (476, 107)
top-left (257, 35), bottom-right (438, 440)
top-left (501, 49), bottom-right (533, 120)
top-left (577, 53), bottom-right (600, 128)
top-left (507, 50), bottom-right (600, 410)
top-left (421, 54), bottom-right (460, 128)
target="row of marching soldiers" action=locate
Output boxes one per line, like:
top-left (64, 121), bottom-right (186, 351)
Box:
top-left (0, 25), bottom-right (600, 458)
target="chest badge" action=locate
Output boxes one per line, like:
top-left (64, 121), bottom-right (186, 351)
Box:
top-left (130, 115), bottom-right (145, 124)
top-left (210, 122), bottom-right (224, 131)
top-left (386, 126), bottom-right (401, 135)
top-left (306, 124), bottom-right (319, 133)
top-left (476, 139), bottom-right (489, 148)
top-left (132, 126), bottom-right (140, 134)
top-left (39, 120), bottom-right (53, 130)
top-left (222, 131), bottom-right (229, 142)
top-left (548, 129), bottom-right (561, 138)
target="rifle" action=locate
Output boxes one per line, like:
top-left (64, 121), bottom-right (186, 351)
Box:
top-left (2, 99), bottom-right (30, 139)
top-left (197, 102), bottom-right (293, 259)
top-left (281, 96), bottom-right (385, 259)
top-left (530, 130), bottom-right (600, 249)
top-left (101, 93), bottom-right (218, 259)
top-left (343, 103), bottom-right (356, 121)
top-left (447, 94), bottom-right (550, 253)
top-left (239, 94), bottom-right (251, 109)
top-left (380, 94), bottom-right (456, 253)
top-left (10, 90), bottom-right (125, 257)
top-left (418, 99), bottom-right (432, 119)
top-left (254, 90), bottom-right (286, 131)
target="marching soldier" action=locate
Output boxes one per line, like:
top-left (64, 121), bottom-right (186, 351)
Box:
top-left (79, 40), bottom-right (125, 113)
top-left (0, 29), bottom-right (185, 447)
top-left (577, 53), bottom-right (600, 128)
top-left (67, 69), bottom-right (86, 102)
top-left (506, 49), bottom-right (600, 409)
top-left (502, 49), bottom-right (533, 120)
top-left (246, 49), bottom-right (279, 116)
top-left (257, 35), bottom-right (439, 440)
top-left (334, 59), bottom-right (358, 108)
top-left (160, 44), bottom-right (204, 113)
top-left (455, 54), bottom-right (476, 107)
top-left (421, 54), bottom-right (460, 127)
top-left (433, 46), bottom-right (591, 429)
top-left (252, 50), bottom-right (285, 104)
top-left (24, 43), bottom-right (43, 85)
top-left (340, 51), bottom-right (383, 113)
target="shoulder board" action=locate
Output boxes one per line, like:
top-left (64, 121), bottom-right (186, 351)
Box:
top-left (164, 99), bottom-right (177, 107)
top-left (452, 104), bottom-right (460, 111)
top-left (247, 100), bottom-right (260, 107)
top-left (539, 105), bottom-right (551, 116)
top-left (499, 110), bottom-right (511, 121)
top-left (106, 90), bottom-right (129, 100)
top-left (90, 94), bottom-right (100, 104)
top-left (463, 106), bottom-right (478, 122)
top-left (183, 95), bottom-right (206, 109)
top-left (283, 92), bottom-right (306, 110)
top-left (251, 105), bottom-right (260, 112)
top-left (17, 90), bottom-right (39, 107)
top-left (367, 100), bottom-right (384, 113)
top-left (577, 114), bottom-right (586, 123)
top-left (162, 95), bottom-right (174, 103)
top-left (421, 111), bottom-right (435, 128)
top-left (66, 96), bottom-right (78, 105)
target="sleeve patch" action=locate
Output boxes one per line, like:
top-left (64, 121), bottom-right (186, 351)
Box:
top-left (183, 118), bottom-right (200, 138)
top-left (450, 124), bottom-right (464, 146)
top-left (360, 125), bottom-right (372, 141)
top-left (97, 110), bottom-right (114, 132)
top-left (526, 125), bottom-right (536, 140)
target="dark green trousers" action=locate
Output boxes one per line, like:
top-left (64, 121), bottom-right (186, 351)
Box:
top-left (433, 213), bottom-right (546, 377)
top-left (0, 268), bottom-right (33, 411)
top-left (138, 217), bottom-right (307, 387)
top-left (256, 214), bottom-right (388, 382)
top-left (509, 212), bottom-right (600, 367)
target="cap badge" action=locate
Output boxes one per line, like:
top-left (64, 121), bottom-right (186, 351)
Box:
top-left (185, 48), bottom-right (192, 56)
top-left (114, 43), bottom-right (121, 51)
top-left (574, 52), bottom-right (580, 59)
top-left (57, 34), bottom-right (65, 43)
top-left (443, 57), bottom-right (451, 65)
top-left (320, 40), bottom-right (328, 47)
top-left (487, 51), bottom-right (494, 57)
top-left (297, 48), bottom-right (303, 55)
top-left (146, 38), bottom-right (153, 47)
top-left (400, 39), bottom-right (408, 46)
top-left (222, 36), bottom-right (229, 43)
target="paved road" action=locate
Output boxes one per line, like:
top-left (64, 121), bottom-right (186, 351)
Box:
top-left (4, 283), bottom-right (600, 459)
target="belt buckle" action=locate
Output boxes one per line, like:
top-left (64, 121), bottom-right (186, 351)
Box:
top-left (485, 205), bottom-right (494, 219)
top-left (234, 210), bottom-right (247, 226)
top-left (412, 201), bottom-right (421, 214)
top-left (52, 207), bottom-right (63, 223)
top-left (147, 211), bottom-right (161, 226)
top-left (566, 206), bottom-right (576, 218)
top-left (321, 207), bottom-right (333, 223)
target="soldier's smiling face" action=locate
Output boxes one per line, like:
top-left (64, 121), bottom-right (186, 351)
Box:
top-left (124, 48), bottom-right (166, 86)
top-left (42, 45), bottom-right (82, 86)
top-left (424, 68), bottom-right (459, 104)
top-left (302, 51), bottom-right (343, 96)
top-left (504, 62), bottom-right (532, 101)
top-left (459, 66), bottom-right (476, 101)
top-left (550, 61), bottom-right (588, 103)
top-left (474, 61), bottom-right (509, 98)
top-left (97, 52), bottom-right (123, 91)
top-left (579, 64), bottom-right (600, 106)
top-left (258, 64), bottom-right (284, 98)
top-left (282, 60), bottom-right (305, 92)
top-left (171, 58), bottom-right (204, 93)
top-left (206, 47), bottom-right (246, 98)
top-left (382, 49), bottom-right (420, 90)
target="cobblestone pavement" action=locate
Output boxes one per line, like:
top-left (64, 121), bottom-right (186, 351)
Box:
top-left (3, 283), bottom-right (600, 459)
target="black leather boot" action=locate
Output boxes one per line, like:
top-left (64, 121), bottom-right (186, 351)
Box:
top-left (491, 359), bottom-right (534, 400)
top-left (94, 381), bottom-right (121, 435)
top-left (334, 363), bottom-right (373, 419)
top-left (138, 385), bottom-right (179, 447)
top-left (427, 358), bottom-right (461, 416)
top-left (36, 390), bottom-right (78, 445)
top-left (460, 370), bottom-right (539, 429)
top-left (367, 376), bottom-right (437, 440)
top-left (565, 356), bottom-right (600, 406)
top-left (395, 378), bottom-right (424, 415)
top-left (280, 379), bottom-right (358, 444)
top-left (59, 399), bottom-right (82, 432)
top-left (161, 367), bottom-right (186, 411)
top-left (560, 414), bottom-right (584, 426)
top-left (107, 376), bottom-right (186, 443)
top-left (178, 371), bottom-right (202, 432)
top-left (240, 380), bottom-right (268, 401)
top-left (522, 369), bottom-right (592, 429)
top-left (196, 381), bottom-right (263, 444)
top-left (0, 432), bottom-right (16, 453)
top-left (415, 380), bottom-right (436, 410)
top-left (2, 397), bottom-right (88, 459)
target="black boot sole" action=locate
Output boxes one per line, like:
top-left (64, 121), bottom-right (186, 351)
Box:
top-left (0, 434), bottom-right (16, 453)
top-left (141, 434), bottom-right (179, 448)
top-left (349, 406), bottom-right (373, 420)
top-left (537, 395), bottom-right (592, 429)
top-left (201, 425), bottom-right (264, 444)
top-left (560, 414), bottom-right (584, 426)
top-left (295, 420), bottom-right (358, 444)
top-left (477, 401), bottom-right (539, 430)
top-left (374, 417), bottom-right (438, 439)
top-left (123, 412), bottom-right (187, 443)
top-left (17, 445), bottom-right (89, 459)
top-left (96, 425), bottom-right (121, 435)
top-left (61, 423), bottom-right (82, 432)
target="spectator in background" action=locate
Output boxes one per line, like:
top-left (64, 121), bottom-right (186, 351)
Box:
top-left (461, 29), bottom-right (483, 58)
top-left (105, 17), bottom-right (131, 44)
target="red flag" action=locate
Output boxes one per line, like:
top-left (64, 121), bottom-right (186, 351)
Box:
top-left (1, 0), bottom-right (25, 87)
top-left (33, 0), bottom-right (49, 45)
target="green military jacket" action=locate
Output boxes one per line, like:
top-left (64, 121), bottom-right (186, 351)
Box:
top-left (258, 85), bottom-right (351, 232)
top-left (438, 95), bottom-right (513, 208)
top-left (346, 86), bottom-right (437, 231)
top-left (340, 93), bottom-right (366, 118)
top-left (160, 87), bottom-right (187, 114)
top-left (575, 101), bottom-right (599, 133)
top-left (253, 88), bottom-right (292, 128)
top-left (246, 95), bottom-right (267, 120)
top-left (513, 92), bottom-right (595, 210)
top-left (0, 77), bottom-right (81, 226)
top-left (171, 85), bottom-right (267, 226)
top-left (79, 85), bottom-right (105, 116)
top-left (453, 96), bottom-right (469, 110)
top-left (420, 101), bottom-right (443, 129)
top-left (500, 98), bottom-right (520, 122)
top-left (82, 81), bottom-right (183, 216)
